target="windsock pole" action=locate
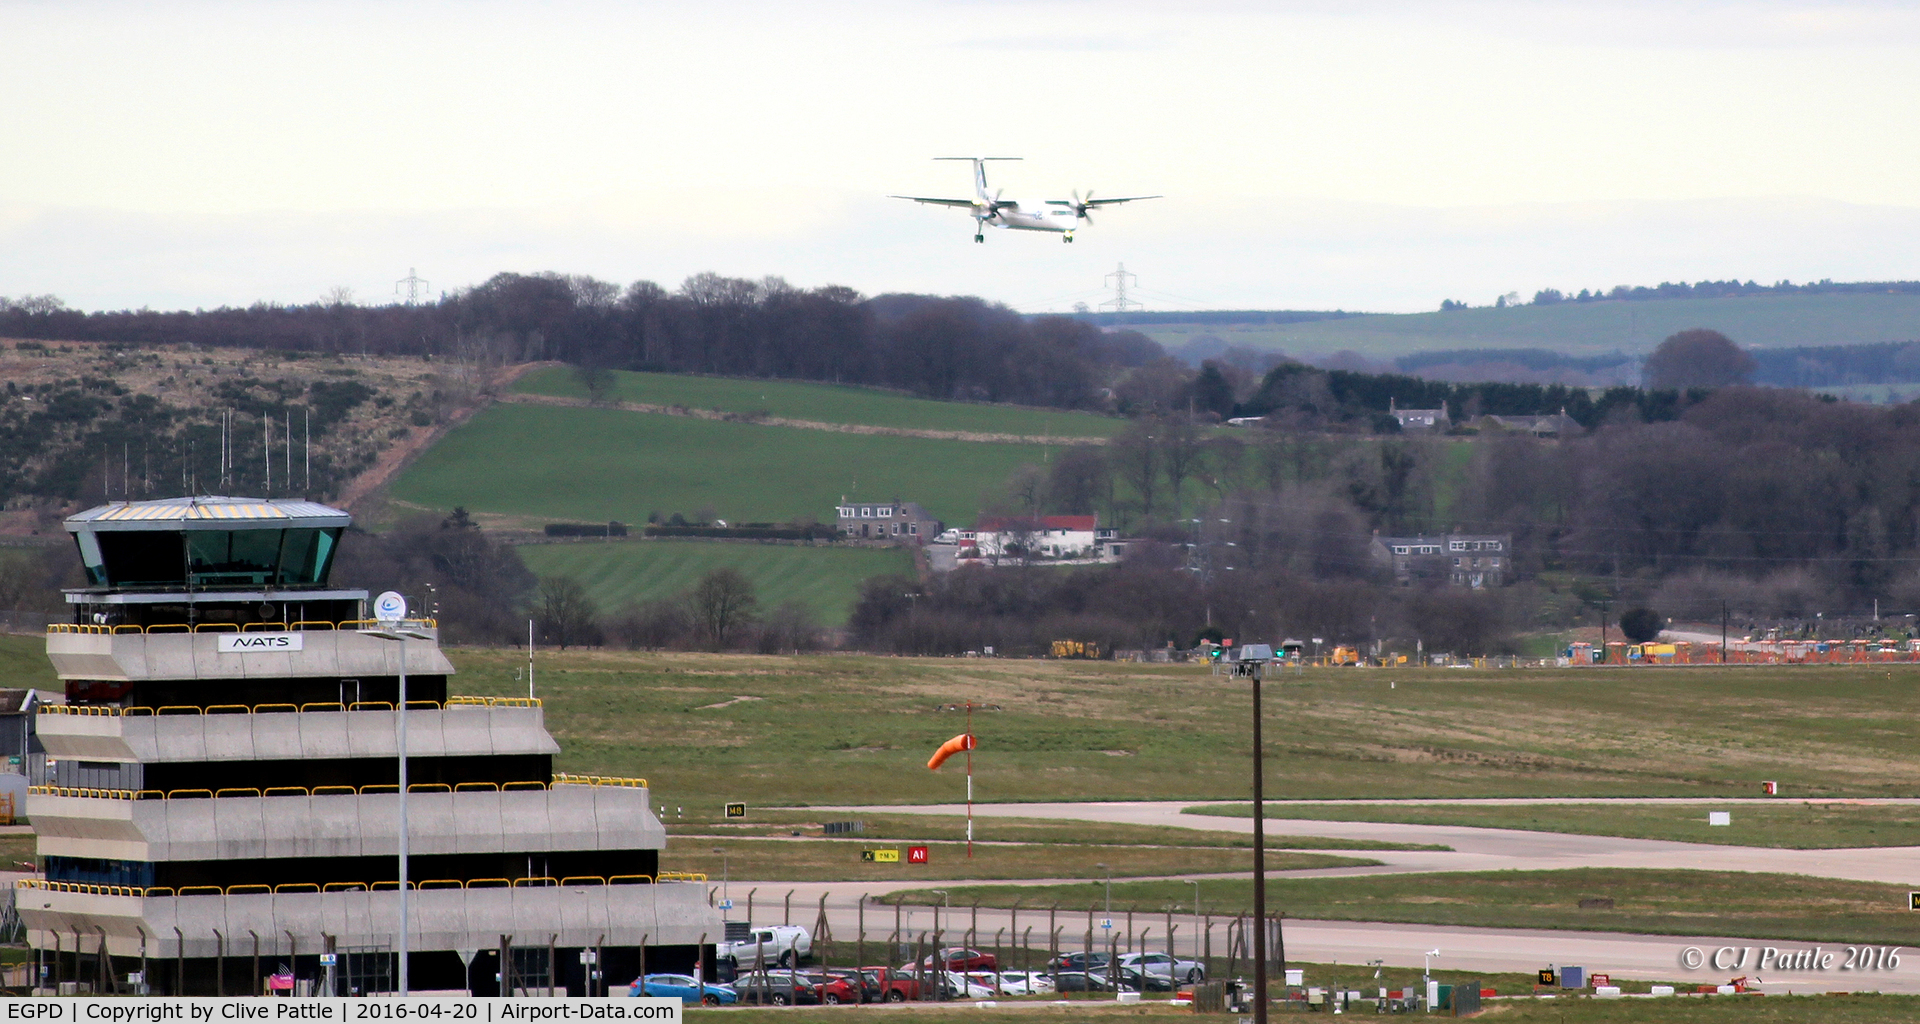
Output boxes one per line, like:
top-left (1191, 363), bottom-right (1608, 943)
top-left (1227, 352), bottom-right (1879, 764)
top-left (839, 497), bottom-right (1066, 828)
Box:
top-left (965, 700), bottom-right (974, 858)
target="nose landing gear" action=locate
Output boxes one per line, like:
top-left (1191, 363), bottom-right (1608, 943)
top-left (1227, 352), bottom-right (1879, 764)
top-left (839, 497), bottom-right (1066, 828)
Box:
top-left (1063, 232), bottom-right (1075, 244)
top-left (975, 233), bottom-right (984, 243)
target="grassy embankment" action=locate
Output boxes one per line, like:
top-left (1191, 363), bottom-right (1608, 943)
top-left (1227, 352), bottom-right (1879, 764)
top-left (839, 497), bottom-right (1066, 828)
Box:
top-left (881, 868), bottom-right (1920, 946)
top-left (1186, 801), bottom-right (1920, 850)
top-left (1133, 293), bottom-right (1920, 359)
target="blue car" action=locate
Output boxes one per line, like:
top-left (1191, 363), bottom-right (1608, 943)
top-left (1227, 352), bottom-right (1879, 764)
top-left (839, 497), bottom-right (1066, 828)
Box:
top-left (631, 973), bottom-right (737, 1005)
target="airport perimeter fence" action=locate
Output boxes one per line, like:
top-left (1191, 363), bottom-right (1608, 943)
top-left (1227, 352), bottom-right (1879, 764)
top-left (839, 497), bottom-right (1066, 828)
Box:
top-left (712, 888), bottom-right (1293, 1005)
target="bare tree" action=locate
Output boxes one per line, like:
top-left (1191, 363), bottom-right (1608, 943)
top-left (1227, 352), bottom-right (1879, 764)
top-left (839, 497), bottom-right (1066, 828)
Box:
top-left (1160, 417), bottom-right (1206, 517)
top-left (536, 576), bottom-right (601, 649)
top-left (691, 567), bottom-right (758, 650)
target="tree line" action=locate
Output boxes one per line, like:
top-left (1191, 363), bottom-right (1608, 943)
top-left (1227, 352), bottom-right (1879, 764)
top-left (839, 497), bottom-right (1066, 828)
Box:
top-left (0, 274), bottom-right (1165, 412)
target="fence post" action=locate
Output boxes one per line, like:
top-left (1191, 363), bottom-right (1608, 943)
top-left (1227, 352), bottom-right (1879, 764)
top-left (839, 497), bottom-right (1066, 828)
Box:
top-left (784, 890), bottom-right (794, 926)
top-left (858, 895), bottom-right (867, 973)
top-left (214, 929), bottom-right (224, 997)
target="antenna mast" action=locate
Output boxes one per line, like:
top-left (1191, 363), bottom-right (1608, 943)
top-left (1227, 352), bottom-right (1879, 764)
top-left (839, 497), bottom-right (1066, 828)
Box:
top-left (1100, 263), bottom-right (1143, 314)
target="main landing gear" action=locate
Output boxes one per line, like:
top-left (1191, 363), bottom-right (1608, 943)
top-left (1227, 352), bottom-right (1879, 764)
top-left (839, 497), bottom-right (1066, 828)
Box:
top-left (975, 233), bottom-right (985, 243)
top-left (1063, 233), bottom-right (1075, 244)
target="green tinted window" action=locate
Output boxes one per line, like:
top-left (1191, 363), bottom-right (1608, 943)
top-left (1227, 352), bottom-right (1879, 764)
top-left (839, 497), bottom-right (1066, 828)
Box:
top-left (278, 528), bottom-right (340, 585)
top-left (187, 530), bottom-right (283, 587)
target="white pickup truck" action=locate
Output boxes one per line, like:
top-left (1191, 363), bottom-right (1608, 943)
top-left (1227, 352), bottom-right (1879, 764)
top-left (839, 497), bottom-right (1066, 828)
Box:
top-left (718, 925), bottom-right (811, 969)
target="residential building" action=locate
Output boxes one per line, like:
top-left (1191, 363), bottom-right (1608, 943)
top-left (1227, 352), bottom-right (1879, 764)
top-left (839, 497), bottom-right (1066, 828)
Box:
top-left (25, 496), bottom-right (719, 994)
top-left (1370, 530), bottom-right (1514, 587)
top-left (1388, 397), bottom-right (1451, 432)
top-left (835, 499), bottom-right (941, 544)
top-left (964, 515), bottom-right (1100, 560)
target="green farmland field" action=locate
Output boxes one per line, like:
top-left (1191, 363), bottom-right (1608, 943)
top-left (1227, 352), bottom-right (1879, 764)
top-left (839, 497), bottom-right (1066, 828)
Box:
top-left (1136, 293), bottom-right (1920, 359)
top-left (514, 367), bottom-right (1122, 438)
top-left (516, 539), bottom-right (910, 625)
top-left (388, 402), bottom-right (1056, 526)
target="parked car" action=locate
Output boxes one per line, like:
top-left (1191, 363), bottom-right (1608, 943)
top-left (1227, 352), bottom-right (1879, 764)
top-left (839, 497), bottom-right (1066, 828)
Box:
top-left (1116, 951), bottom-right (1206, 983)
top-left (629, 973), bottom-right (736, 1005)
top-left (1049, 971), bottom-right (1119, 993)
top-left (731, 970), bottom-right (858, 1005)
top-left (1114, 966), bottom-right (1173, 992)
top-left (939, 971), bottom-right (998, 1000)
top-left (859, 965), bottom-right (919, 1002)
top-left (718, 925), bottom-right (811, 969)
top-left (1046, 951), bottom-right (1111, 973)
top-left (920, 946), bottom-right (998, 972)
top-left (994, 971), bottom-right (1056, 996)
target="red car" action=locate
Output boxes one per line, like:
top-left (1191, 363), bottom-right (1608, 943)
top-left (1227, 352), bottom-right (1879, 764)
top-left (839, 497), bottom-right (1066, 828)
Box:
top-left (919, 947), bottom-right (998, 972)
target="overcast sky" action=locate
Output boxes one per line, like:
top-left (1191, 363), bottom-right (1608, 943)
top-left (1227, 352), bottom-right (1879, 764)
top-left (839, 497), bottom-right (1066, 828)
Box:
top-left (5, 0), bottom-right (1920, 314)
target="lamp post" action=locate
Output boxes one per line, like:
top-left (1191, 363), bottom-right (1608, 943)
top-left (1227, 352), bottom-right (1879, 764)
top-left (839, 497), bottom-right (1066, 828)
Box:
top-left (365, 619), bottom-right (432, 996)
top-left (1233, 644), bottom-right (1275, 1024)
top-left (1424, 949), bottom-right (1441, 1011)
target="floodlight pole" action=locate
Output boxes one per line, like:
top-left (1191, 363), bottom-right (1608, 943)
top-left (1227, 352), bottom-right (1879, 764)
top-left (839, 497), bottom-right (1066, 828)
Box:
top-left (367, 626), bottom-right (430, 995)
top-left (1250, 657), bottom-right (1267, 1024)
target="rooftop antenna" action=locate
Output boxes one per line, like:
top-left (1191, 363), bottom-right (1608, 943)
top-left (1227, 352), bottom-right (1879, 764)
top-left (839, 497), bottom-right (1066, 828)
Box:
top-left (1100, 263), bottom-right (1142, 314)
top-left (396, 267), bottom-right (430, 306)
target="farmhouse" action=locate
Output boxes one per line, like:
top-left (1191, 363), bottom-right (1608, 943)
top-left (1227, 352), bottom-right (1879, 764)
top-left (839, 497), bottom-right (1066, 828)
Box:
top-left (1371, 530), bottom-right (1514, 587)
top-left (962, 515), bottom-right (1107, 560)
top-left (835, 499), bottom-right (941, 544)
top-left (1388, 397), bottom-right (1450, 433)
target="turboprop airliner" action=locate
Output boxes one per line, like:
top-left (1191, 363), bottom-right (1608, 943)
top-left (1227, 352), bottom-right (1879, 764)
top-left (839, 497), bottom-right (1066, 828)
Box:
top-left (891, 157), bottom-right (1160, 243)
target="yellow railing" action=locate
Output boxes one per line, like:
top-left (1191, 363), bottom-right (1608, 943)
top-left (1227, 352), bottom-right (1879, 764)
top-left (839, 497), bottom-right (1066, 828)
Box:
top-left (552, 772), bottom-right (648, 789)
top-left (40, 694), bottom-right (537, 717)
top-left (49, 619), bottom-right (438, 635)
top-left (17, 874), bottom-right (669, 897)
top-left (32, 780), bottom-right (636, 800)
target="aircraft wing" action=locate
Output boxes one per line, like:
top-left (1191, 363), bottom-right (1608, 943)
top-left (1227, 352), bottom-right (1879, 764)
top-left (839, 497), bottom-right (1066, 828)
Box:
top-left (1080, 195), bottom-right (1161, 208)
top-left (890, 195), bottom-right (981, 208)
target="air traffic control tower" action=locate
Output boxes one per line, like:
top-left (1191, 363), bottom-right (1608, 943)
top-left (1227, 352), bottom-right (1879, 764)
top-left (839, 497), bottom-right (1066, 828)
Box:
top-left (22, 496), bottom-right (719, 995)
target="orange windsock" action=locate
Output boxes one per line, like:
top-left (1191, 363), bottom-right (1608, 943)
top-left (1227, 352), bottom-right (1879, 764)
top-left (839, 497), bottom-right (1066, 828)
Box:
top-left (927, 733), bottom-right (975, 770)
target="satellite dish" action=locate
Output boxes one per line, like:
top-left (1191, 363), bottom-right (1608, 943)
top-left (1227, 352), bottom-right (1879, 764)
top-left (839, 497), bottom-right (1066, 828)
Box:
top-left (374, 591), bottom-right (408, 624)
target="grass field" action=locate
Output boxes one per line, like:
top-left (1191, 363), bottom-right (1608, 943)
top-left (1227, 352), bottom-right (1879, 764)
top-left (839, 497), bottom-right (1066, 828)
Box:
top-left (1186, 801), bottom-right (1920, 850)
top-left (880, 868), bottom-right (1920, 946)
top-left (656, 837), bottom-right (1369, 882)
top-left (515, 367), bottom-right (1122, 438)
top-left (1134, 294), bottom-right (1920, 359)
top-left (389, 403), bottom-right (1054, 527)
top-left (517, 539), bottom-right (911, 625)
top-left (0, 633), bottom-right (54, 691)
top-left (676, 809), bottom-right (1447, 851)
top-left (439, 650), bottom-right (1920, 809)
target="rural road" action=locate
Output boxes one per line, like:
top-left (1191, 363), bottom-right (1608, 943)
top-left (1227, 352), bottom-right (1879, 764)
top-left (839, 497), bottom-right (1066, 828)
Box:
top-left (716, 800), bottom-right (1920, 994)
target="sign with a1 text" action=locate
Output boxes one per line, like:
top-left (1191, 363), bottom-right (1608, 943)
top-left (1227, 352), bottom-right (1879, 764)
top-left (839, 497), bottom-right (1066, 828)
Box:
top-left (906, 845), bottom-right (929, 864)
top-left (217, 633), bottom-right (304, 654)
top-left (863, 849), bottom-right (900, 863)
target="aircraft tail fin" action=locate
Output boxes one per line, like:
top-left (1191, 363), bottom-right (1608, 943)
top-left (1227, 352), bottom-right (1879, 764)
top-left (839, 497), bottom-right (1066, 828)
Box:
top-left (935, 157), bottom-right (1020, 201)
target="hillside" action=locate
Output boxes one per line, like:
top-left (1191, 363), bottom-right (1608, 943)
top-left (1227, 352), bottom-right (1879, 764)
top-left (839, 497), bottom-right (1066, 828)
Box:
top-left (1135, 293), bottom-right (1920, 361)
top-left (0, 338), bottom-right (469, 535)
top-left (387, 402), bottom-right (1060, 528)
top-left (514, 367), bottom-right (1122, 438)
top-left (516, 539), bottom-right (911, 626)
